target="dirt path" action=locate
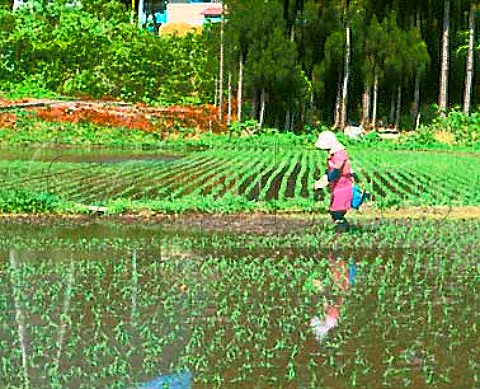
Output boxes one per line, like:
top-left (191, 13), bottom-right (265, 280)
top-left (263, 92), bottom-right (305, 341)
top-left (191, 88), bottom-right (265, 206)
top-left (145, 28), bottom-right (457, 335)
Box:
top-left (0, 206), bottom-right (478, 236)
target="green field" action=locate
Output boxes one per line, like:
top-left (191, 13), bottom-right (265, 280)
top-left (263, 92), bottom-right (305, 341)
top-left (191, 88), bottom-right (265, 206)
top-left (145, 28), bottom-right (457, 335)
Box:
top-left (1, 142), bottom-right (479, 214)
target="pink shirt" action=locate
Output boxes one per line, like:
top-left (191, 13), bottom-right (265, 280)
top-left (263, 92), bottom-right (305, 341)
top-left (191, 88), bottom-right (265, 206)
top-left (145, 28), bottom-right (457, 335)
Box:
top-left (327, 149), bottom-right (353, 211)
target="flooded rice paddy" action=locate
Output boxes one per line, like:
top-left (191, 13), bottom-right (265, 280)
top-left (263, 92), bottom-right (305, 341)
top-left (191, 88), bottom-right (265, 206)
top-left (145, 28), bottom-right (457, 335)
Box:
top-left (0, 147), bottom-right (184, 164)
top-left (0, 216), bottom-right (479, 389)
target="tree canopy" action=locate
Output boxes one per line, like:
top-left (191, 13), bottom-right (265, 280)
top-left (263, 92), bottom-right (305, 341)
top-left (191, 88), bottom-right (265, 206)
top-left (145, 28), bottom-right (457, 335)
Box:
top-left (1, 0), bottom-right (479, 130)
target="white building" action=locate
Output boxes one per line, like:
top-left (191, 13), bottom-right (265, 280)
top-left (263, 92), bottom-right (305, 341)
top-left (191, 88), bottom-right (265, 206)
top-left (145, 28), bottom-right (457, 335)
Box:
top-left (166, 0), bottom-right (221, 26)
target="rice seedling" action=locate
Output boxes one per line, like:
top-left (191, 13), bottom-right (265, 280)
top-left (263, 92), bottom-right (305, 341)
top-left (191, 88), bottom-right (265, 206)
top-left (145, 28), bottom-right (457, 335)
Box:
top-left (0, 217), bottom-right (479, 388)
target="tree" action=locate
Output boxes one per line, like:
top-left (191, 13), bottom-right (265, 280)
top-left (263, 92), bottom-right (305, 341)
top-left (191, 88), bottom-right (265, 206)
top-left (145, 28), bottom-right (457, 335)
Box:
top-left (463, 1), bottom-right (476, 114)
top-left (439, 0), bottom-right (450, 114)
top-left (245, 26), bottom-right (306, 128)
top-left (362, 14), bottom-right (385, 127)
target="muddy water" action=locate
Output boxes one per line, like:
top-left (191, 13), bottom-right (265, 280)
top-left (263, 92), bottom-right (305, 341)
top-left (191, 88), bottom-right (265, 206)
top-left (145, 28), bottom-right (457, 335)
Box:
top-left (0, 220), bottom-right (478, 389)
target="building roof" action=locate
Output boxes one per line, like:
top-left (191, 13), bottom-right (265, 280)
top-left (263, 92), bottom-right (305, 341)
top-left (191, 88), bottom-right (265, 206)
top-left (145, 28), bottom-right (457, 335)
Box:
top-left (201, 7), bottom-right (222, 16)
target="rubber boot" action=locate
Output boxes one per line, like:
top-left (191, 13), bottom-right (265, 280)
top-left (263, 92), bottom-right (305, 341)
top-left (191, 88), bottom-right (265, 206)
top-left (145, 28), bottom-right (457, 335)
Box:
top-left (334, 219), bottom-right (349, 233)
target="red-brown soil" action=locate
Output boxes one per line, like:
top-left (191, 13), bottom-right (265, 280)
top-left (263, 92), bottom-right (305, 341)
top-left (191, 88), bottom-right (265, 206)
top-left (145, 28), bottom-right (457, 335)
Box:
top-left (0, 98), bottom-right (227, 136)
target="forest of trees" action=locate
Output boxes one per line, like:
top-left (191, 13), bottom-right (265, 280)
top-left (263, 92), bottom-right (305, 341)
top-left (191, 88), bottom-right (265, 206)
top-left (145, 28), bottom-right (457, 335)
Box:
top-left (0, 0), bottom-right (479, 131)
top-left (218, 0), bottom-right (480, 130)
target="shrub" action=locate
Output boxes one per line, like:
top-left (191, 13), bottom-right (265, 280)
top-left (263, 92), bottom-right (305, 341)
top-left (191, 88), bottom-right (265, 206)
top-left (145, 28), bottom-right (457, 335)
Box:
top-left (0, 189), bottom-right (60, 213)
top-left (432, 108), bottom-right (479, 145)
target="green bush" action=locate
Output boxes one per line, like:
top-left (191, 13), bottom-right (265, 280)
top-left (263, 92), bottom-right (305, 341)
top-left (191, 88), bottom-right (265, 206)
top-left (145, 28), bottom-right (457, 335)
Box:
top-left (0, 5), bottom-right (215, 104)
top-left (0, 189), bottom-right (60, 213)
top-left (432, 108), bottom-right (479, 145)
top-left (395, 125), bottom-right (439, 148)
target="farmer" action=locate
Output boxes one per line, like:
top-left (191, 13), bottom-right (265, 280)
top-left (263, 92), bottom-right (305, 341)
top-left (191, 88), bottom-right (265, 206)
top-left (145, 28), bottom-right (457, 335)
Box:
top-left (313, 131), bottom-right (354, 232)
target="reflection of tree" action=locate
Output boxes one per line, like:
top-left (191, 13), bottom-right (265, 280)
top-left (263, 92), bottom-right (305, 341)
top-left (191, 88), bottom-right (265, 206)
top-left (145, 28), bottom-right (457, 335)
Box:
top-left (129, 248), bottom-right (143, 375)
top-left (53, 258), bottom-right (75, 382)
top-left (2, 246), bottom-right (199, 387)
top-left (8, 249), bottom-right (29, 389)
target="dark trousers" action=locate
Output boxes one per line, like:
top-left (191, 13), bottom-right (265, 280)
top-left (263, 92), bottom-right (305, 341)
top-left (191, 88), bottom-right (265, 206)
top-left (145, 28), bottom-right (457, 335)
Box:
top-left (330, 210), bottom-right (347, 223)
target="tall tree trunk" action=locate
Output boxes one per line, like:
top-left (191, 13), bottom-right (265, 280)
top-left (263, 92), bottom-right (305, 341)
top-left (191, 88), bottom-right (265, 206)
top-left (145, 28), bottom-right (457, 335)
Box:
top-left (413, 74), bottom-right (420, 124)
top-left (464, 2), bottom-right (476, 115)
top-left (389, 93), bottom-right (396, 125)
top-left (252, 92), bottom-right (258, 120)
top-left (439, 0), bottom-right (450, 115)
top-left (130, 0), bottom-right (135, 24)
top-left (259, 89), bottom-right (266, 129)
top-left (334, 77), bottom-right (342, 128)
top-left (372, 72), bottom-right (378, 128)
top-left (412, 8), bottom-right (421, 125)
top-left (362, 86), bottom-right (371, 127)
top-left (13, 0), bottom-right (22, 10)
top-left (340, 14), bottom-right (351, 130)
top-left (395, 85), bottom-right (402, 130)
top-left (285, 108), bottom-right (291, 131)
top-left (308, 82), bottom-right (315, 126)
top-left (218, 7), bottom-right (225, 121)
top-left (137, 0), bottom-right (144, 28)
top-left (237, 53), bottom-right (243, 123)
top-left (214, 77), bottom-right (218, 107)
top-left (227, 71), bottom-right (232, 125)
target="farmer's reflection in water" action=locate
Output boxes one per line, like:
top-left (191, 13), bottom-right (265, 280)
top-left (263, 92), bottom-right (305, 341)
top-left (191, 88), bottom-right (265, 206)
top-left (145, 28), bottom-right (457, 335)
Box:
top-left (308, 254), bottom-right (357, 343)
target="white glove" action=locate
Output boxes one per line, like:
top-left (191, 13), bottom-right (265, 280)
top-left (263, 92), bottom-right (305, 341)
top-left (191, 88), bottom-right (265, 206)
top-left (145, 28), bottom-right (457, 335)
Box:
top-left (314, 174), bottom-right (329, 190)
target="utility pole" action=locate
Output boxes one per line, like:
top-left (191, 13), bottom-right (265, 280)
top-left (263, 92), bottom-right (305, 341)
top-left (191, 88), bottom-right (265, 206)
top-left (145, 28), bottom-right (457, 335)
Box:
top-left (131, 0), bottom-right (135, 25)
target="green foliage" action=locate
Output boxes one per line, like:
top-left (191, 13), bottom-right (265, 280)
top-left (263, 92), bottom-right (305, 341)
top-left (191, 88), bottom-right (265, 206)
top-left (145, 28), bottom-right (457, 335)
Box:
top-left (395, 126), bottom-right (439, 148)
top-left (0, 5), bottom-right (215, 104)
top-left (0, 189), bottom-right (59, 212)
top-left (0, 77), bottom-right (60, 99)
top-left (432, 108), bottom-right (480, 145)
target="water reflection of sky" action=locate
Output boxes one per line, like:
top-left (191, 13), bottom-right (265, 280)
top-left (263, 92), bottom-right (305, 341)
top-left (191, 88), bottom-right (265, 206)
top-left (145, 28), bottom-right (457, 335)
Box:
top-left (137, 370), bottom-right (192, 389)
top-left (0, 147), bottom-right (184, 164)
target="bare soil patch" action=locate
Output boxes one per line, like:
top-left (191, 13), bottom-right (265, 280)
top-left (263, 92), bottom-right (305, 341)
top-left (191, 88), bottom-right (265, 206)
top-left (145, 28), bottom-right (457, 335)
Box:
top-left (0, 206), bottom-right (478, 235)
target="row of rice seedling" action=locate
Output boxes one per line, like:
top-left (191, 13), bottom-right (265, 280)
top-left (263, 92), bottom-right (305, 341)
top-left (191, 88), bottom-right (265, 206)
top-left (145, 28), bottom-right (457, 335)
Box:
top-left (112, 157), bottom-right (210, 201)
top-left (1, 145), bottom-right (479, 208)
top-left (233, 154), bottom-right (276, 198)
top-left (293, 152), bottom-right (309, 199)
top-left (78, 162), bottom-right (161, 203)
top-left (208, 151), bottom-right (269, 199)
top-left (171, 154), bottom-right (244, 198)
top-left (153, 157), bottom-right (227, 200)
top-left (128, 155), bottom-right (219, 200)
top-left (256, 154), bottom-right (293, 201)
top-left (276, 153), bottom-right (302, 200)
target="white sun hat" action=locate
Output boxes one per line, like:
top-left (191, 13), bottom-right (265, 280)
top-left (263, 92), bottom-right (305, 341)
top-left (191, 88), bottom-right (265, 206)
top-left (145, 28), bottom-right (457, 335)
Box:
top-left (315, 131), bottom-right (345, 153)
